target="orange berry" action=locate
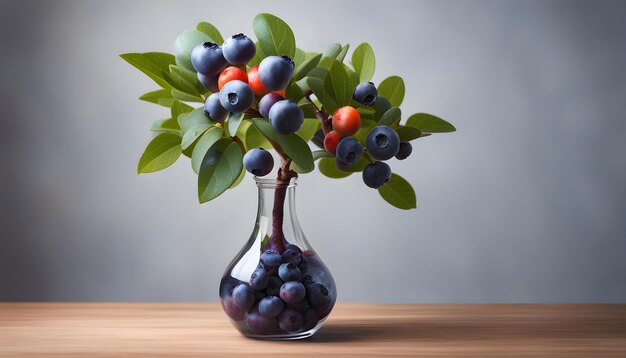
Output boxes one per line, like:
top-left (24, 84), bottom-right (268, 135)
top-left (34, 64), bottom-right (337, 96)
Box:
top-left (331, 106), bottom-right (361, 137)
top-left (324, 130), bottom-right (342, 155)
top-left (247, 66), bottom-right (270, 96)
top-left (218, 66), bottom-right (248, 91)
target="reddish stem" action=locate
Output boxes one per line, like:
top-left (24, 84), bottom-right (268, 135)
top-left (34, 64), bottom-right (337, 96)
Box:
top-left (268, 148), bottom-right (297, 254)
top-left (304, 91), bottom-right (331, 135)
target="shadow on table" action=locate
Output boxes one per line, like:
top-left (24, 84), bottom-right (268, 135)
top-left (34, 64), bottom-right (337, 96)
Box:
top-left (302, 317), bottom-right (626, 343)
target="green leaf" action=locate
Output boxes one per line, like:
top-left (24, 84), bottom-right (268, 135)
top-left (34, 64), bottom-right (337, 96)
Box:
top-left (318, 43), bottom-right (342, 69)
top-left (171, 89), bottom-right (203, 103)
top-left (140, 89), bottom-right (174, 107)
top-left (351, 43), bottom-right (375, 82)
top-left (344, 64), bottom-right (359, 88)
top-left (171, 100), bottom-right (194, 126)
top-left (198, 140), bottom-right (243, 203)
top-left (182, 124), bottom-right (211, 150)
top-left (197, 22), bottom-right (223, 44)
top-left (248, 41), bottom-right (266, 67)
top-left (353, 119), bottom-right (376, 145)
top-left (253, 13), bottom-right (296, 58)
top-left (293, 53), bottom-right (322, 81)
top-left (313, 150), bottom-right (333, 161)
top-left (307, 77), bottom-right (337, 113)
top-left (295, 118), bottom-right (320, 142)
top-left (251, 119), bottom-right (314, 172)
top-left (151, 118), bottom-right (181, 134)
top-left (191, 126), bottom-right (224, 174)
top-left (137, 133), bottom-right (182, 174)
top-left (229, 167), bottom-right (246, 189)
top-left (336, 44), bottom-right (350, 63)
top-left (395, 126), bottom-right (421, 141)
top-left (379, 107), bottom-right (401, 127)
top-left (323, 60), bottom-right (356, 113)
top-left (174, 29), bottom-right (211, 71)
top-left (170, 65), bottom-right (206, 95)
top-left (378, 174), bottom-right (417, 210)
top-left (227, 112), bottom-right (244, 136)
top-left (373, 96), bottom-right (391, 121)
top-left (406, 113), bottom-right (456, 133)
top-left (181, 107), bottom-right (213, 134)
top-left (378, 76), bottom-right (405, 107)
top-left (120, 52), bottom-right (176, 89)
top-left (318, 157), bottom-right (351, 178)
top-left (285, 82), bottom-right (304, 102)
top-left (238, 120), bottom-right (272, 151)
top-left (293, 48), bottom-right (306, 66)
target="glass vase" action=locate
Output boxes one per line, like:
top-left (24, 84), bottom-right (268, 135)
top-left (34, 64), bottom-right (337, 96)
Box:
top-left (219, 177), bottom-right (337, 340)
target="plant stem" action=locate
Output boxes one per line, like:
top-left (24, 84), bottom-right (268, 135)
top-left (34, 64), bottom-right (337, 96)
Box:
top-left (304, 91), bottom-right (331, 135)
top-left (268, 142), bottom-right (297, 254)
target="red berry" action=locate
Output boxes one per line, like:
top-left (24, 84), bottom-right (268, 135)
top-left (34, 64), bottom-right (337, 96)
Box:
top-left (247, 66), bottom-right (270, 96)
top-left (332, 106), bottom-right (361, 137)
top-left (218, 66), bottom-right (248, 91)
top-left (324, 131), bottom-right (341, 155)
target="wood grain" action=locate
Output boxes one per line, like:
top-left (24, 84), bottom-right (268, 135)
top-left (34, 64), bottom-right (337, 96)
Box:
top-left (1, 303), bottom-right (625, 357)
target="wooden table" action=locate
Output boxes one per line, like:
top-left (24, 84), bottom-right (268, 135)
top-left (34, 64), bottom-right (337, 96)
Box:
top-left (1, 303), bottom-right (625, 357)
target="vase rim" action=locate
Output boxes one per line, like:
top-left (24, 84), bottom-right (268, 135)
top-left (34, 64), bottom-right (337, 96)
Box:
top-left (254, 176), bottom-right (298, 188)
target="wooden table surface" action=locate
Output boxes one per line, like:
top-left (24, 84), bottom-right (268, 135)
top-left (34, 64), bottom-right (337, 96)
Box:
top-left (1, 303), bottom-right (625, 357)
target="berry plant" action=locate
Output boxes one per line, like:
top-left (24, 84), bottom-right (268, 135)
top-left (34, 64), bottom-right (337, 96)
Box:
top-left (121, 13), bottom-right (455, 210)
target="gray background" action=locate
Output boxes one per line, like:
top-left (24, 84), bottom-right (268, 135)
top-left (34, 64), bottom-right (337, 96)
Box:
top-left (1, 0), bottom-right (625, 303)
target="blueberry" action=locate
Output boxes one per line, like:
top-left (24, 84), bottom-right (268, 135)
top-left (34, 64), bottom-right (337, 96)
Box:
top-left (280, 281), bottom-right (306, 304)
top-left (285, 244), bottom-right (302, 255)
top-left (268, 100), bottom-right (304, 135)
top-left (353, 82), bottom-right (378, 106)
top-left (298, 259), bottom-right (309, 274)
top-left (232, 284), bottom-right (255, 311)
top-left (395, 142), bottom-right (412, 160)
top-left (336, 137), bottom-right (363, 165)
top-left (302, 274), bottom-right (314, 286)
top-left (258, 55), bottom-right (294, 91)
top-left (258, 296), bottom-right (285, 318)
top-left (278, 263), bottom-right (303, 282)
top-left (302, 309), bottom-right (319, 330)
top-left (246, 307), bottom-right (280, 334)
top-left (266, 276), bottom-right (284, 297)
top-left (335, 157), bottom-right (352, 173)
top-left (286, 299), bottom-right (310, 314)
top-left (191, 42), bottom-right (228, 76)
top-left (222, 33), bottom-right (256, 65)
top-left (197, 72), bottom-right (219, 93)
top-left (281, 249), bottom-right (301, 265)
top-left (204, 92), bottom-right (228, 122)
top-left (306, 282), bottom-right (332, 310)
top-left (362, 161), bottom-right (392, 189)
top-left (365, 125), bottom-right (400, 160)
top-left (258, 92), bottom-right (285, 119)
top-left (218, 80), bottom-right (253, 113)
top-left (221, 297), bottom-right (245, 321)
top-left (260, 250), bottom-right (282, 269)
top-left (249, 268), bottom-right (269, 290)
top-left (278, 309), bottom-right (304, 332)
top-left (243, 148), bottom-right (274, 177)
top-left (311, 128), bottom-right (325, 149)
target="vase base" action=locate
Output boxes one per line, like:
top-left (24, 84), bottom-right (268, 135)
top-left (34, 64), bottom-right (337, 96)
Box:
top-left (240, 318), bottom-right (327, 341)
top-left (245, 330), bottom-right (315, 341)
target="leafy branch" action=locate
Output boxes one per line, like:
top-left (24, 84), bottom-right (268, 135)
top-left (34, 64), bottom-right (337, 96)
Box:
top-left (121, 13), bottom-right (456, 210)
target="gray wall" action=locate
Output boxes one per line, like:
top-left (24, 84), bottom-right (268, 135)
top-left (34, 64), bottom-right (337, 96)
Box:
top-left (1, 0), bottom-right (625, 303)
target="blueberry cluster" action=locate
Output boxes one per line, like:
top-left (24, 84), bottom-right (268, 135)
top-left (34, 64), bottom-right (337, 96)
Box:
top-left (319, 81), bottom-right (413, 189)
top-left (191, 33), bottom-right (306, 179)
top-left (221, 244), bottom-right (334, 335)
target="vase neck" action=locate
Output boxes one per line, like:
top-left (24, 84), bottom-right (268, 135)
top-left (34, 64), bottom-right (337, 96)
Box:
top-left (255, 178), bottom-right (299, 253)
